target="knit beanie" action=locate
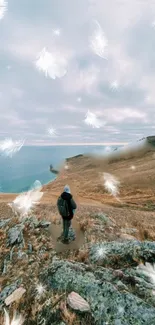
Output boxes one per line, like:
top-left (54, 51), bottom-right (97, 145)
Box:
top-left (64, 185), bottom-right (71, 193)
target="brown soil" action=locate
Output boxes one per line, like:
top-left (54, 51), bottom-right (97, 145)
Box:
top-left (0, 145), bottom-right (155, 238)
top-left (1, 142), bottom-right (155, 323)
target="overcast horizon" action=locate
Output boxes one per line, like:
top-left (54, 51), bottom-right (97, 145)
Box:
top-left (23, 142), bottom-right (129, 146)
top-left (1, 0), bottom-right (155, 145)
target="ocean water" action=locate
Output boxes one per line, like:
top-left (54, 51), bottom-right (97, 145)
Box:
top-left (0, 145), bottom-right (121, 193)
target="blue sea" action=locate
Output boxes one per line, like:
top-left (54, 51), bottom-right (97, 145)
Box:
top-left (0, 145), bottom-right (121, 193)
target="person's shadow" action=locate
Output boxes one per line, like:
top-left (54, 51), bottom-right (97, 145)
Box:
top-left (48, 217), bottom-right (85, 252)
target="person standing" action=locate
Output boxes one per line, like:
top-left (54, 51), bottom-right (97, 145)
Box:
top-left (57, 185), bottom-right (77, 244)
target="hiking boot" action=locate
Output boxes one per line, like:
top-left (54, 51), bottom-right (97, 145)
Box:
top-left (62, 238), bottom-right (69, 244)
top-left (57, 234), bottom-right (64, 242)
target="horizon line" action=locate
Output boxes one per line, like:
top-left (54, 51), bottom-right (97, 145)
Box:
top-left (25, 142), bottom-right (129, 146)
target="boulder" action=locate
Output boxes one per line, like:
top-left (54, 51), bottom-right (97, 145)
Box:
top-left (5, 287), bottom-right (26, 306)
top-left (6, 224), bottom-right (24, 247)
top-left (40, 258), bottom-right (155, 324)
top-left (119, 233), bottom-right (137, 241)
top-left (0, 279), bottom-right (22, 310)
top-left (0, 219), bottom-right (11, 228)
top-left (89, 240), bottom-right (155, 266)
top-left (67, 291), bottom-right (90, 312)
top-left (36, 220), bottom-right (51, 228)
top-left (121, 228), bottom-right (138, 235)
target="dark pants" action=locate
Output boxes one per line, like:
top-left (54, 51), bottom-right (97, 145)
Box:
top-left (62, 219), bottom-right (71, 240)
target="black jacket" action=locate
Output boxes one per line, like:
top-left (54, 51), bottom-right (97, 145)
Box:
top-left (60, 192), bottom-right (77, 219)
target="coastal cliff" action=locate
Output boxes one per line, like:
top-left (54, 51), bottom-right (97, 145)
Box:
top-left (49, 164), bottom-right (59, 174)
top-left (44, 135), bottom-right (155, 210)
top-left (1, 136), bottom-right (155, 324)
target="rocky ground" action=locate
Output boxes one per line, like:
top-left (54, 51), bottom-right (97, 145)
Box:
top-left (1, 139), bottom-right (155, 324)
top-left (1, 199), bottom-right (155, 324)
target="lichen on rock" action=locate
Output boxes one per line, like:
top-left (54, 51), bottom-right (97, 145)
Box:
top-left (40, 257), bottom-right (155, 324)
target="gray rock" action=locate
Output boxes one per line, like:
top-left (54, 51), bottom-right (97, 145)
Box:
top-left (0, 218), bottom-right (11, 228)
top-left (121, 228), bottom-right (138, 235)
top-left (17, 250), bottom-right (28, 260)
top-left (119, 233), bottom-right (137, 241)
top-left (94, 213), bottom-right (113, 225)
top-left (10, 246), bottom-right (15, 261)
top-left (6, 224), bottom-right (25, 247)
top-left (24, 216), bottom-right (39, 228)
top-left (89, 240), bottom-right (155, 266)
top-left (24, 217), bottom-right (51, 229)
top-left (116, 281), bottom-right (128, 291)
top-left (5, 287), bottom-right (26, 306)
top-left (27, 243), bottom-right (33, 253)
top-left (2, 259), bottom-right (8, 275)
top-left (38, 245), bottom-right (48, 255)
top-left (37, 220), bottom-right (51, 228)
top-left (0, 279), bottom-right (22, 310)
top-left (67, 291), bottom-right (90, 312)
top-left (40, 258), bottom-right (155, 325)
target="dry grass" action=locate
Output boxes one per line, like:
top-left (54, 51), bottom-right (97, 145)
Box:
top-left (78, 218), bottom-right (93, 232)
top-left (1, 146), bottom-right (155, 323)
top-left (74, 249), bottom-right (89, 263)
top-left (138, 226), bottom-right (155, 241)
top-left (50, 214), bottom-right (58, 224)
top-left (60, 301), bottom-right (76, 325)
top-left (59, 300), bottom-right (95, 325)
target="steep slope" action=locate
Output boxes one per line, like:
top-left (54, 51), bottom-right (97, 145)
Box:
top-left (1, 137), bottom-right (155, 324)
top-left (43, 136), bottom-right (155, 209)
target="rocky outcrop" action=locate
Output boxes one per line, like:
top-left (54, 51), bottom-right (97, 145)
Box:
top-left (146, 135), bottom-right (155, 147)
top-left (40, 252), bottom-right (155, 325)
top-left (0, 279), bottom-right (23, 311)
top-left (1, 183), bottom-right (155, 324)
top-left (49, 164), bottom-right (59, 174)
top-left (99, 135), bottom-right (155, 163)
top-left (6, 224), bottom-right (25, 247)
top-left (67, 291), bottom-right (90, 312)
top-left (89, 240), bottom-right (155, 266)
top-left (66, 154), bottom-right (83, 162)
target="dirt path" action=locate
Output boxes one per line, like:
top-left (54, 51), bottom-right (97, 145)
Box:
top-left (1, 188), bottom-right (155, 240)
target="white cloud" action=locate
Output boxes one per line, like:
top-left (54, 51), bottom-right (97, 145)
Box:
top-left (101, 125), bottom-right (120, 133)
top-left (11, 88), bottom-right (25, 99)
top-left (99, 108), bottom-right (147, 123)
top-left (60, 105), bottom-right (81, 112)
top-left (62, 64), bottom-right (99, 94)
top-left (0, 0), bottom-right (155, 144)
top-left (60, 125), bottom-right (81, 129)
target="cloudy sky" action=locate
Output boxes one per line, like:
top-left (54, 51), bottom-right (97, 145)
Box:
top-left (1, 0), bottom-right (155, 145)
